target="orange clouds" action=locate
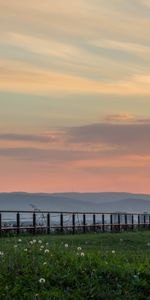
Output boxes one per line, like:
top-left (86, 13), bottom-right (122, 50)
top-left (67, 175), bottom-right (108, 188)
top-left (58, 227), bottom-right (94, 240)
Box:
top-left (105, 113), bottom-right (136, 122)
top-left (0, 59), bottom-right (150, 96)
top-left (0, 0), bottom-right (150, 193)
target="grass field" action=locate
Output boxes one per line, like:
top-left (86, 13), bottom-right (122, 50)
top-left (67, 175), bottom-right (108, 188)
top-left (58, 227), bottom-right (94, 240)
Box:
top-left (0, 231), bottom-right (150, 299)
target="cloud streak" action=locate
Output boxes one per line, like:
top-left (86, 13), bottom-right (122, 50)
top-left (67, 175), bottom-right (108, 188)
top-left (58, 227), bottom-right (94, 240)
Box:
top-left (0, 0), bottom-right (150, 192)
top-left (0, 59), bottom-right (150, 95)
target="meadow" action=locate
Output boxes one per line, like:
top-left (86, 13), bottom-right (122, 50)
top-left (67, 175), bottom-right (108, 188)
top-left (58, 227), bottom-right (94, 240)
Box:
top-left (0, 231), bottom-right (150, 300)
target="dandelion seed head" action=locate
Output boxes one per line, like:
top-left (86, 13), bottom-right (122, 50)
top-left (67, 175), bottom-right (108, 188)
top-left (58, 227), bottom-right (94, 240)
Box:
top-left (77, 247), bottom-right (82, 251)
top-left (39, 278), bottom-right (46, 284)
top-left (44, 249), bottom-right (49, 254)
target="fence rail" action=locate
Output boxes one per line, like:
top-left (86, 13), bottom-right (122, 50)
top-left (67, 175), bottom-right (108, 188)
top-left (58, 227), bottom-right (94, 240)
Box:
top-left (0, 211), bottom-right (150, 235)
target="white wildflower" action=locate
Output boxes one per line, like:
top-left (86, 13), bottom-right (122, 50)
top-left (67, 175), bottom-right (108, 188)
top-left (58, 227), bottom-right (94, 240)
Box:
top-left (38, 240), bottom-right (42, 244)
top-left (24, 249), bottom-right (28, 252)
top-left (44, 249), bottom-right (49, 254)
top-left (112, 250), bottom-right (115, 254)
top-left (65, 243), bottom-right (68, 248)
top-left (18, 239), bottom-right (22, 243)
top-left (33, 239), bottom-right (37, 243)
top-left (14, 245), bottom-right (18, 248)
top-left (39, 278), bottom-right (45, 284)
top-left (80, 252), bottom-right (85, 257)
top-left (0, 251), bottom-right (4, 256)
top-left (77, 247), bottom-right (82, 251)
top-left (43, 262), bottom-right (47, 266)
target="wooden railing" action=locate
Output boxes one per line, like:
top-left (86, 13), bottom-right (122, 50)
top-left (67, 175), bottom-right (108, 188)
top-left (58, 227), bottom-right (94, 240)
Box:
top-left (0, 211), bottom-right (150, 235)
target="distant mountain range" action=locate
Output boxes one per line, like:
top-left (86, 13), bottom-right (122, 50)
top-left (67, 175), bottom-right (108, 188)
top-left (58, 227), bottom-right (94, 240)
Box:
top-left (0, 192), bottom-right (150, 213)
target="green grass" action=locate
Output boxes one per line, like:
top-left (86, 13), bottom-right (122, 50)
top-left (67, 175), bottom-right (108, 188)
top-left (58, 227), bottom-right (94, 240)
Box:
top-left (0, 231), bottom-right (150, 299)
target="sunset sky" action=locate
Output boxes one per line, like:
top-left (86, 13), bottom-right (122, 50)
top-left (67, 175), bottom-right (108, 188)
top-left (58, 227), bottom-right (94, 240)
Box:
top-left (0, 0), bottom-right (150, 193)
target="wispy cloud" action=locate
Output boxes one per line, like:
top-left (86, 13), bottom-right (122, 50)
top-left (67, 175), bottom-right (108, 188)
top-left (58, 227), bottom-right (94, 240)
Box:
top-left (90, 39), bottom-right (150, 60)
top-left (0, 0), bottom-right (150, 192)
top-left (0, 59), bottom-right (150, 95)
top-left (105, 113), bottom-right (136, 122)
top-left (0, 1), bottom-right (150, 96)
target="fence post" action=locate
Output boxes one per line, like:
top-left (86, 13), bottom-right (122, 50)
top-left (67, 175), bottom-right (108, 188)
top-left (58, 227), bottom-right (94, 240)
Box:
top-left (47, 213), bottom-right (50, 234)
top-left (102, 214), bottom-right (105, 232)
top-left (132, 214), bottom-right (134, 231)
top-left (144, 214), bottom-right (146, 229)
top-left (93, 214), bottom-right (96, 232)
top-left (83, 214), bottom-right (86, 233)
top-left (110, 214), bottom-right (113, 232)
top-left (33, 213), bottom-right (36, 235)
top-left (72, 213), bottom-right (75, 234)
top-left (16, 212), bottom-right (20, 235)
top-left (125, 214), bottom-right (128, 231)
top-left (60, 213), bottom-right (64, 233)
top-left (138, 214), bottom-right (140, 230)
top-left (118, 214), bottom-right (121, 232)
top-left (0, 213), bottom-right (1, 236)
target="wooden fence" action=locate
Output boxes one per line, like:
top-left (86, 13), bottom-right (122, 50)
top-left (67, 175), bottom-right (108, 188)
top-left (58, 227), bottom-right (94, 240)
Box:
top-left (0, 210), bottom-right (150, 235)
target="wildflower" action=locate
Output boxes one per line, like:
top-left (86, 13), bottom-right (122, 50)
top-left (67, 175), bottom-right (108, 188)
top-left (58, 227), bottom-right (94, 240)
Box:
top-left (80, 252), bottom-right (85, 257)
top-left (18, 239), bottom-right (22, 243)
top-left (38, 240), bottom-right (42, 244)
top-left (40, 245), bottom-right (44, 250)
top-left (33, 239), bottom-right (37, 243)
top-left (65, 243), bottom-right (68, 248)
top-left (43, 262), bottom-right (47, 266)
top-left (147, 243), bottom-right (150, 246)
top-left (0, 251), bottom-right (4, 256)
top-left (46, 242), bottom-right (49, 246)
top-left (44, 249), bottom-right (49, 254)
top-left (24, 249), bottom-right (28, 252)
top-left (14, 245), bottom-right (18, 248)
top-left (29, 241), bottom-right (33, 245)
top-left (39, 278), bottom-right (46, 284)
top-left (77, 247), bottom-right (82, 251)
top-left (112, 250), bottom-right (115, 254)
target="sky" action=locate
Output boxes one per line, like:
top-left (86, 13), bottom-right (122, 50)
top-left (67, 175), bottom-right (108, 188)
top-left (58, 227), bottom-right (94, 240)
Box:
top-left (0, 0), bottom-right (150, 193)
